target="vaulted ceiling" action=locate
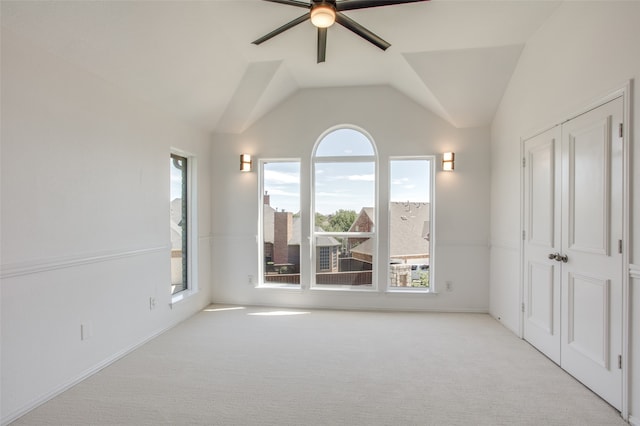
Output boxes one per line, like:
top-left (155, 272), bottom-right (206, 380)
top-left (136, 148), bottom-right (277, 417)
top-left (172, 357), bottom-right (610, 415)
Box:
top-left (1, 0), bottom-right (561, 133)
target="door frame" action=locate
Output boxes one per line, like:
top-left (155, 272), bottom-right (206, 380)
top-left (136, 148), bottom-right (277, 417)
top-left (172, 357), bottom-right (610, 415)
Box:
top-left (519, 81), bottom-right (632, 420)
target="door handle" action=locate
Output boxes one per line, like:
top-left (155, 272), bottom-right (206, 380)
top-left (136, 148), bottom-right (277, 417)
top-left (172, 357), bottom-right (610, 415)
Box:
top-left (548, 253), bottom-right (568, 263)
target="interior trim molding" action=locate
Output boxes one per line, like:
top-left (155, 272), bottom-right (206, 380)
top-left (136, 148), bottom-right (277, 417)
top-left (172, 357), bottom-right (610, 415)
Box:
top-left (0, 245), bottom-right (168, 279)
top-left (630, 264), bottom-right (640, 279)
top-left (629, 414), bottom-right (639, 426)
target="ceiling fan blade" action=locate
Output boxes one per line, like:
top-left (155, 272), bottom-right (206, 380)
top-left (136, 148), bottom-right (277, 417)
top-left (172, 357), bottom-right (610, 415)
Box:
top-left (252, 13), bottom-right (310, 45)
top-left (335, 12), bottom-right (391, 51)
top-left (317, 27), bottom-right (327, 63)
top-left (262, 0), bottom-right (312, 9)
top-left (337, 0), bottom-right (428, 12)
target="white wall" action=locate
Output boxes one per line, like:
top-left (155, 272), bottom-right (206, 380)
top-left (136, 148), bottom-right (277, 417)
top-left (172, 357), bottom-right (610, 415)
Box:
top-left (489, 1), bottom-right (640, 421)
top-left (211, 86), bottom-right (491, 312)
top-left (0, 30), bottom-right (212, 423)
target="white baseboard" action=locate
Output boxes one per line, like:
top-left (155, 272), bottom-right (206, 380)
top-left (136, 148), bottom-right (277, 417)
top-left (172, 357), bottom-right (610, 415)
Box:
top-left (629, 415), bottom-right (639, 426)
top-left (211, 299), bottom-right (489, 314)
top-left (2, 320), bottom-right (180, 425)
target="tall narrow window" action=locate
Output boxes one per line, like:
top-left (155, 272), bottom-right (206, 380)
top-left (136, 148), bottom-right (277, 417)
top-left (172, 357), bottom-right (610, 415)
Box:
top-left (170, 154), bottom-right (188, 295)
top-left (389, 158), bottom-right (434, 290)
top-left (260, 160), bottom-right (301, 287)
top-left (313, 128), bottom-right (376, 288)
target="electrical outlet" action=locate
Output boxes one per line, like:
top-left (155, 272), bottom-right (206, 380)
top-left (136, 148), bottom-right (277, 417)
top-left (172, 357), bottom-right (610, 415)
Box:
top-left (248, 275), bottom-right (254, 285)
top-left (81, 323), bottom-right (93, 341)
top-left (445, 281), bottom-right (453, 292)
top-left (149, 297), bottom-right (157, 310)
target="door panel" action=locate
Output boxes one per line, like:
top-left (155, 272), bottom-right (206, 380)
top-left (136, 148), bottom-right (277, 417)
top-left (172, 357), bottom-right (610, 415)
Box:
top-left (523, 127), bottom-right (561, 364)
top-left (566, 273), bottom-right (610, 368)
top-left (567, 118), bottom-right (611, 255)
top-left (560, 97), bottom-right (623, 410)
top-left (530, 140), bottom-right (556, 247)
top-left (527, 261), bottom-right (556, 334)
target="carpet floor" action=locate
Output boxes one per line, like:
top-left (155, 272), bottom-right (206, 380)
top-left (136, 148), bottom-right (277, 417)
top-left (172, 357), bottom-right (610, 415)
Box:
top-left (12, 305), bottom-right (627, 425)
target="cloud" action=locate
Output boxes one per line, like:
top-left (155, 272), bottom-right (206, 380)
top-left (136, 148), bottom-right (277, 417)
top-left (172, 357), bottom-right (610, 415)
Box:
top-left (264, 169), bottom-right (300, 184)
top-left (347, 174), bottom-right (375, 182)
top-left (315, 192), bottom-right (351, 198)
top-left (266, 188), bottom-right (299, 197)
top-left (392, 178), bottom-right (410, 185)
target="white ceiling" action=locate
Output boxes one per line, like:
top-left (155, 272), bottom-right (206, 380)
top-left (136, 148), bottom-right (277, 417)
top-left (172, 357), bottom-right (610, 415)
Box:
top-left (1, 0), bottom-right (561, 132)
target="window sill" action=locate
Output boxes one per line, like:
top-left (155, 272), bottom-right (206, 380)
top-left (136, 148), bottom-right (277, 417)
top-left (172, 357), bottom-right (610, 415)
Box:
top-left (387, 289), bottom-right (438, 295)
top-left (256, 284), bottom-right (303, 291)
top-left (171, 288), bottom-right (198, 306)
top-left (311, 286), bottom-right (378, 292)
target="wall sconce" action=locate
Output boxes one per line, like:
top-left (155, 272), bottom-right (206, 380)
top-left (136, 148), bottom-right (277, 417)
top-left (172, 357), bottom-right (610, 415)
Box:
top-left (240, 154), bottom-right (252, 172)
top-left (442, 152), bottom-right (455, 171)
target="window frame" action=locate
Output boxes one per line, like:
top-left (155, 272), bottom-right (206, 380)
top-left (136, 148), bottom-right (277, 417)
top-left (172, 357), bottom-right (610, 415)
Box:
top-left (257, 158), bottom-right (302, 289)
top-left (170, 149), bottom-right (198, 303)
top-left (387, 156), bottom-right (436, 293)
top-left (311, 126), bottom-right (378, 290)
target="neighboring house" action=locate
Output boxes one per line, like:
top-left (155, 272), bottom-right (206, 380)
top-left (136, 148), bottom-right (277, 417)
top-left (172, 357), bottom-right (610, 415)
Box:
top-left (263, 198), bottom-right (300, 274)
top-left (349, 202), bottom-right (430, 265)
top-left (170, 198), bottom-right (185, 287)
top-left (348, 203), bottom-right (430, 287)
top-left (263, 192), bottom-right (342, 278)
top-left (315, 230), bottom-right (340, 273)
top-left (389, 202), bottom-right (430, 265)
top-left (347, 207), bottom-right (374, 248)
top-left (170, 198), bottom-right (184, 250)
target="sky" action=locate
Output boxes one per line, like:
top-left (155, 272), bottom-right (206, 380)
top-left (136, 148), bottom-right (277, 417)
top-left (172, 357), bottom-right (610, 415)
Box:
top-left (170, 157), bottom-right (185, 202)
top-left (263, 129), bottom-right (431, 215)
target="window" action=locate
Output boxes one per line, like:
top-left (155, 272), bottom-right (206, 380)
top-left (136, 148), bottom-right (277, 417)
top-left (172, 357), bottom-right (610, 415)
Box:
top-left (319, 247), bottom-right (330, 271)
top-left (259, 160), bottom-right (301, 287)
top-left (313, 128), bottom-right (376, 288)
top-left (388, 158), bottom-right (434, 290)
top-left (170, 153), bottom-right (188, 295)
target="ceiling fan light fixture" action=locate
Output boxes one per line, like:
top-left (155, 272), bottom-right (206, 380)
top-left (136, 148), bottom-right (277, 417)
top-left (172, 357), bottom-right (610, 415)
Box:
top-left (310, 4), bottom-right (336, 28)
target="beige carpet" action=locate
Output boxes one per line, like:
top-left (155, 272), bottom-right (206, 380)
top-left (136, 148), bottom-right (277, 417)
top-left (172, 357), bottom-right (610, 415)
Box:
top-left (13, 306), bottom-right (626, 425)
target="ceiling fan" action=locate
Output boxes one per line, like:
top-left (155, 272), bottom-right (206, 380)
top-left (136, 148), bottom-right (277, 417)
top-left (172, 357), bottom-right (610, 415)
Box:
top-left (253, 0), bottom-right (429, 63)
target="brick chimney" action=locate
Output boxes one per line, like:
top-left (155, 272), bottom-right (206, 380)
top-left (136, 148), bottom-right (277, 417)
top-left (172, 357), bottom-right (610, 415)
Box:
top-left (273, 210), bottom-right (292, 265)
top-left (263, 191), bottom-right (270, 206)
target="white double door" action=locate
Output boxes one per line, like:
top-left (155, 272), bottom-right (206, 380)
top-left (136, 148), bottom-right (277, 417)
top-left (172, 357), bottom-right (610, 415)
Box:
top-left (522, 97), bottom-right (623, 409)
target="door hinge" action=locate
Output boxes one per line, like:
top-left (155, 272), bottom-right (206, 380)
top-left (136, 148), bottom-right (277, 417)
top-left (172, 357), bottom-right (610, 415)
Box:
top-left (618, 239), bottom-right (623, 254)
top-left (618, 355), bottom-right (622, 369)
top-left (522, 230), bottom-right (526, 240)
top-left (619, 123), bottom-right (623, 138)
top-left (522, 157), bottom-right (526, 167)
top-left (521, 303), bottom-right (525, 313)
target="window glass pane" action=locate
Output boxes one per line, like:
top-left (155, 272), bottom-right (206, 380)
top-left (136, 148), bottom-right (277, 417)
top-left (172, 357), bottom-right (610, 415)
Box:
top-left (170, 154), bottom-right (188, 295)
top-left (314, 162), bottom-right (374, 216)
top-left (312, 127), bottom-right (377, 290)
top-left (262, 161), bottom-right (301, 286)
top-left (389, 159), bottom-right (431, 289)
top-left (315, 128), bottom-right (374, 157)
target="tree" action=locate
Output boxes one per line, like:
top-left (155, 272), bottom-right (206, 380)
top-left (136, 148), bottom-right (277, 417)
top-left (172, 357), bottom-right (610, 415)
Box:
top-left (328, 209), bottom-right (357, 232)
top-left (315, 212), bottom-right (330, 230)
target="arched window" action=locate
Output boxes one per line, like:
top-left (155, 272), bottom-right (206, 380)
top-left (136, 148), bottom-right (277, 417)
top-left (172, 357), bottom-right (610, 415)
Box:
top-left (312, 127), bottom-right (377, 288)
